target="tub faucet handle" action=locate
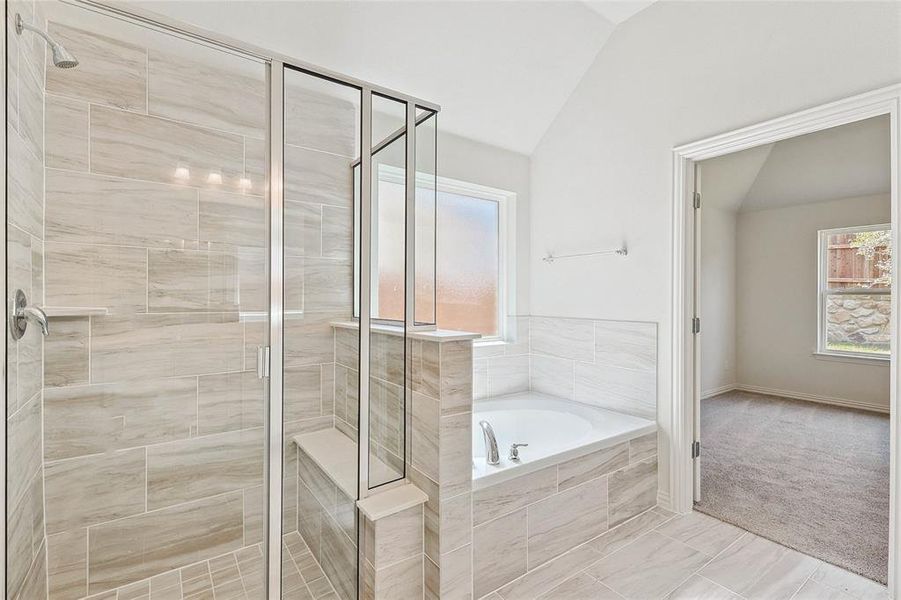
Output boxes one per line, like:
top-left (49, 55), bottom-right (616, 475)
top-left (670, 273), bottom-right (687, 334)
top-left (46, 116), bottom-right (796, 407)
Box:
top-left (509, 443), bottom-right (529, 461)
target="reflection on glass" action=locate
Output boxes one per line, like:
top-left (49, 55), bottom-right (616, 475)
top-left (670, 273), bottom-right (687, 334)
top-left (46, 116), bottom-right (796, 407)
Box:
top-left (283, 66), bottom-right (361, 600)
top-left (415, 110), bottom-right (437, 325)
top-left (437, 192), bottom-right (500, 336)
top-left (368, 95), bottom-right (407, 489)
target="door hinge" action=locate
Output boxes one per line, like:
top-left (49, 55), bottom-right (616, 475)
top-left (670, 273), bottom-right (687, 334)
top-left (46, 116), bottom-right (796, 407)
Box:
top-left (691, 440), bottom-right (701, 459)
top-left (693, 192), bottom-right (701, 209)
top-left (257, 345), bottom-right (270, 379)
top-left (691, 317), bottom-right (701, 334)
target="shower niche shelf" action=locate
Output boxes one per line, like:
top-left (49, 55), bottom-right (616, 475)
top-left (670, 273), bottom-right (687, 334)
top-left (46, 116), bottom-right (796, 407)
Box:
top-left (44, 306), bottom-right (109, 318)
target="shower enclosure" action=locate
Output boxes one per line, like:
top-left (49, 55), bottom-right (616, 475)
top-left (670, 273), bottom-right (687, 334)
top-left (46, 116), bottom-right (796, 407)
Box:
top-left (3, 2), bottom-right (438, 598)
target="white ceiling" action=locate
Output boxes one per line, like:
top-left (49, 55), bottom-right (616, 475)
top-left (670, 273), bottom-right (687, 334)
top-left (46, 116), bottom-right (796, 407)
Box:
top-left (700, 115), bottom-right (891, 213)
top-left (131, 1), bottom-right (654, 154)
top-left (583, 1), bottom-right (656, 24)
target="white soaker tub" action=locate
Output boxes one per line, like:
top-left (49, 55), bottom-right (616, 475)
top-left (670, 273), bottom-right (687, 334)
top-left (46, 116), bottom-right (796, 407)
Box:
top-left (472, 391), bottom-right (656, 489)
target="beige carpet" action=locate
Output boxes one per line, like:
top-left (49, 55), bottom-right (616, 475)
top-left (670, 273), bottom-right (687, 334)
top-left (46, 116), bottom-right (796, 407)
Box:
top-left (696, 390), bottom-right (890, 583)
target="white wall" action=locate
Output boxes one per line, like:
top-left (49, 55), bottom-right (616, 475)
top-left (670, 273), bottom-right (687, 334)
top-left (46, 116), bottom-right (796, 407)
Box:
top-left (529, 0), bottom-right (901, 501)
top-left (736, 194), bottom-right (891, 412)
top-left (700, 207), bottom-right (737, 397)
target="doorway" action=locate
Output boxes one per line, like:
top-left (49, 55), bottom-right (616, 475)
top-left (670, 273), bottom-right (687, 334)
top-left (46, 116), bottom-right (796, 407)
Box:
top-left (670, 84), bottom-right (901, 597)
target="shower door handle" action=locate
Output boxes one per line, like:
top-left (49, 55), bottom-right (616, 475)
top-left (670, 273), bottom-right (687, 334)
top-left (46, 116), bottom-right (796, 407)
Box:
top-left (9, 289), bottom-right (49, 340)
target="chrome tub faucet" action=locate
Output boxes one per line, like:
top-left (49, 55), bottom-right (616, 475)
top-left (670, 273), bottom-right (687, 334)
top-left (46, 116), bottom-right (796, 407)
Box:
top-left (479, 420), bottom-right (500, 466)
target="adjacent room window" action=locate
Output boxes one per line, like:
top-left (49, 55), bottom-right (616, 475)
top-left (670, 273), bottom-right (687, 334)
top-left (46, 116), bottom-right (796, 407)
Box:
top-left (436, 179), bottom-right (515, 339)
top-left (818, 224), bottom-right (891, 359)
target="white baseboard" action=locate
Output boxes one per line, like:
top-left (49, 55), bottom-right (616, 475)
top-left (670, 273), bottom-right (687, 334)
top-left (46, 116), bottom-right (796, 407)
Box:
top-left (701, 384), bottom-right (737, 399)
top-left (734, 383), bottom-right (889, 414)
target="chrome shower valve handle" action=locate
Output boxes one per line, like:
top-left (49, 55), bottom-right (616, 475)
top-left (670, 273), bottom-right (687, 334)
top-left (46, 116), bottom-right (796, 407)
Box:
top-left (509, 443), bottom-right (529, 461)
top-left (9, 289), bottom-right (49, 340)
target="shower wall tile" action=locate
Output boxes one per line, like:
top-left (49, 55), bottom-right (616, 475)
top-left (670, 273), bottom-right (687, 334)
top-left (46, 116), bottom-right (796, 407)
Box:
top-left (439, 492), bottom-right (472, 555)
top-left (48, 529), bottom-right (88, 600)
top-left (199, 190), bottom-right (265, 249)
top-left (87, 491), bottom-right (244, 593)
top-left (146, 429), bottom-right (263, 510)
top-left (147, 248), bottom-right (264, 313)
top-left (46, 21), bottom-right (147, 112)
top-left (285, 200), bottom-right (321, 257)
top-left (574, 362), bottom-right (656, 419)
top-left (90, 313), bottom-right (244, 382)
top-left (45, 94), bottom-right (89, 171)
top-left (285, 366), bottom-right (326, 421)
top-left (44, 378), bottom-right (198, 461)
top-left (7, 470), bottom-right (44, 600)
top-left (45, 242), bottom-right (147, 313)
top-left (43, 316), bottom-right (89, 387)
top-left (284, 311), bottom-right (339, 367)
top-left (284, 84), bottom-right (357, 158)
top-left (90, 105), bottom-right (245, 187)
top-left (530, 317), bottom-right (594, 362)
top-left (284, 145), bottom-right (354, 208)
top-left (197, 371), bottom-right (264, 436)
top-left (243, 485), bottom-right (264, 546)
top-left (304, 258), bottom-right (352, 312)
top-left (18, 55), bottom-right (44, 159)
top-left (284, 255), bottom-right (305, 313)
top-left (7, 393), bottom-right (42, 511)
top-left (45, 169), bottom-right (199, 248)
top-left (13, 541), bottom-right (47, 600)
top-left (594, 321), bottom-right (657, 372)
top-left (439, 544), bottom-right (472, 600)
top-left (44, 448), bottom-right (146, 533)
top-left (8, 129), bottom-right (44, 240)
top-left (321, 205), bottom-right (353, 259)
top-left (243, 137), bottom-right (267, 197)
top-left (148, 49), bottom-right (266, 137)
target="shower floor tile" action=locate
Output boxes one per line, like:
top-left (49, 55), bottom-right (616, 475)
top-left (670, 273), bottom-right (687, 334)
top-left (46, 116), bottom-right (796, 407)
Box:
top-left (96, 533), bottom-right (337, 600)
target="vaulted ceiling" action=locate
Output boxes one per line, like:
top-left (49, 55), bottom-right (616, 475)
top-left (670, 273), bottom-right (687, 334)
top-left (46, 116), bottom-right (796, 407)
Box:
top-left (132, 1), bottom-right (655, 154)
top-left (700, 115), bottom-right (890, 213)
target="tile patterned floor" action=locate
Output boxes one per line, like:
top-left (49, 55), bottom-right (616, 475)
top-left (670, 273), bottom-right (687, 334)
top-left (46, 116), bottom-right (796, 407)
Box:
top-left (94, 532), bottom-right (338, 600)
top-left (483, 507), bottom-right (890, 600)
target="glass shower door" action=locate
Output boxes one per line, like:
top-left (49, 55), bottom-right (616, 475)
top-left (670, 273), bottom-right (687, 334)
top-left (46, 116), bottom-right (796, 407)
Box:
top-left (281, 66), bottom-right (362, 600)
top-left (5, 3), bottom-right (269, 598)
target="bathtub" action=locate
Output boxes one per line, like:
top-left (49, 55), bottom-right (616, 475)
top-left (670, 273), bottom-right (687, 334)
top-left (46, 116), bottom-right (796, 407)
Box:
top-left (472, 391), bottom-right (657, 489)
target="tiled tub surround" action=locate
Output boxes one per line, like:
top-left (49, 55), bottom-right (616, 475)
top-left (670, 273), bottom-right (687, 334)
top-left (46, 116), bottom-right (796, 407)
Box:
top-left (474, 316), bottom-right (658, 420)
top-left (7, 2), bottom-right (49, 599)
top-left (471, 429), bottom-right (658, 598)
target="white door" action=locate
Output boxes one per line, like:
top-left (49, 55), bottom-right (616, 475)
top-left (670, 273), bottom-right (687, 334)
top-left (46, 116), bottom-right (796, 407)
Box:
top-left (692, 163), bottom-right (702, 502)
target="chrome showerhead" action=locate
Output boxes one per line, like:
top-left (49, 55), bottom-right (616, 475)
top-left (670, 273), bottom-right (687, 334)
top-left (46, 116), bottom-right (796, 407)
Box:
top-left (15, 13), bottom-right (79, 69)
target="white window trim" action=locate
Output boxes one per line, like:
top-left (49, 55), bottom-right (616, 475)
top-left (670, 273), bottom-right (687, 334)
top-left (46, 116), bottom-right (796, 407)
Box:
top-left (816, 223), bottom-right (891, 362)
top-left (360, 166), bottom-right (517, 341)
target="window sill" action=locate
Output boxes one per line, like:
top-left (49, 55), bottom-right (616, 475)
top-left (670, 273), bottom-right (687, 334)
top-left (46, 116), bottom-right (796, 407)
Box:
top-left (812, 351), bottom-right (889, 366)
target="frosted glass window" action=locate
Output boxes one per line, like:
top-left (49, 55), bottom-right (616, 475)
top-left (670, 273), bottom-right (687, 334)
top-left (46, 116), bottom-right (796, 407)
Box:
top-left (436, 192), bottom-right (500, 336)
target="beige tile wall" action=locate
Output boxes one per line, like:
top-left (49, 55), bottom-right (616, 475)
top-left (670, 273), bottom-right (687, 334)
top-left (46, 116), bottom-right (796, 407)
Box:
top-left (7, 2), bottom-right (48, 599)
top-left (471, 432), bottom-right (658, 598)
top-left (407, 338), bottom-right (475, 600)
top-left (34, 5), bottom-right (280, 598)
